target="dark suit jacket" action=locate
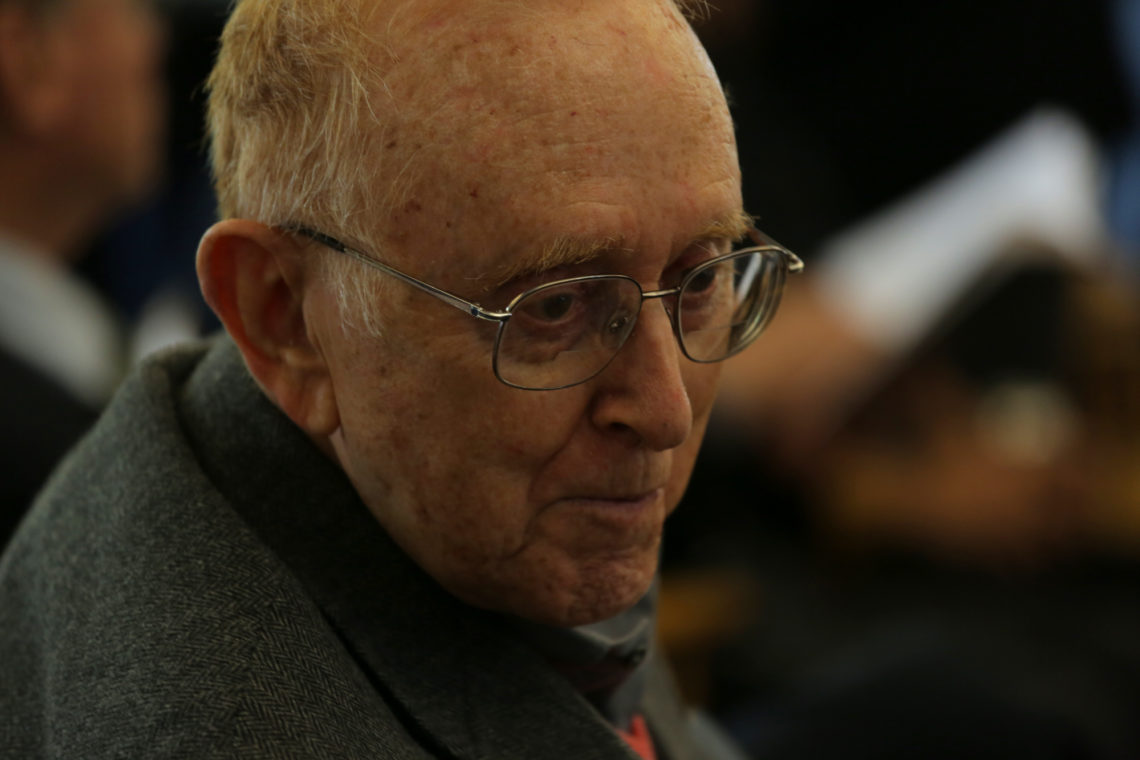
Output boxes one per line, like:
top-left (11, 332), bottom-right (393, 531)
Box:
top-left (0, 337), bottom-right (719, 759)
top-left (0, 347), bottom-right (96, 548)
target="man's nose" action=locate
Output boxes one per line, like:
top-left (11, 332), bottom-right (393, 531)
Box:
top-left (588, 301), bottom-right (693, 450)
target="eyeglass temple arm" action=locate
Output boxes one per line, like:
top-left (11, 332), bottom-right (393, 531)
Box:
top-left (748, 227), bottom-right (805, 273)
top-left (287, 226), bottom-right (511, 322)
top-left (784, 250), bottom-right (805, 274)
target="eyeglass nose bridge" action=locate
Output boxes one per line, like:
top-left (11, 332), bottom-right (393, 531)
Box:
top-left (636, 283), bottom-right (684, 337)
top-left (491, 278), bottom-right (686, 391)
top-left (583, 282), bottom-right (690, 391)
top-left (589, 282), bottom-right (687, 373)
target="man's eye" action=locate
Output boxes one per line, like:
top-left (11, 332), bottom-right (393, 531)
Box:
top-left (685, 267), bottom-right (719, 294)
top-left (534, 293), bottom-right (575, 322)
top-left (515, 284), bottom-right (591, 327)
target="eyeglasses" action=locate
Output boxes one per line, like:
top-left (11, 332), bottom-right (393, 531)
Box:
top-left (289, 225), bottom-right (804, 391)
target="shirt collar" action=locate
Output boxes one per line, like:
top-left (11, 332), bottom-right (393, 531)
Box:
top-left (0, 233), bottom-right (123, 405)
top-left (510, 580), bottom-right (658, 729)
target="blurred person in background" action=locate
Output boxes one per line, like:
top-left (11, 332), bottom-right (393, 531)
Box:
top-left (0, 0), bottom-right (165, 544)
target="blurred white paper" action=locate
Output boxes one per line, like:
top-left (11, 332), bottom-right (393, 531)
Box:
top-left (816, 108), bottom-right (1108, 356)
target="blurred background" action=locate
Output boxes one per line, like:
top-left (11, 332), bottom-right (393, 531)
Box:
top-left (664, 1), bottom-right (1140, 757)
top-left (2, 0), bottom-right (1139, 756)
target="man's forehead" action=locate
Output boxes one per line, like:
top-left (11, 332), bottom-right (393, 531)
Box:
top-left (355, 0), bottom-right (740, 287)
top-left (369, 0), bottom-right (732, 192)
top-left (385, 0), bottom-right (690, 35)
top-left (377, 0), bottom-right (706, 106)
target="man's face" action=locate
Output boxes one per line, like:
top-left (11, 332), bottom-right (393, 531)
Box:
top-left (311, 0), bottom-right (742, 626)
top-left (55, 0), bottom-right (165, 206)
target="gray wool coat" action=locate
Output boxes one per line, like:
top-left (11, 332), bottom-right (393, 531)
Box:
top-left (0, 337), bottom-right (730, 759)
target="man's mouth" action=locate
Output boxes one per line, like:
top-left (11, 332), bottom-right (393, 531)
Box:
top-left (558, 488), bottom-right (665, 513)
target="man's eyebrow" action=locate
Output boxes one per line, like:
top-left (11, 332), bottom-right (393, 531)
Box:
top-left (481, 211), bottom-right (751, 291)
top-left (487, 235), bottom-right (625, 289)
top-left (696, 210), bottom-right (753, 243)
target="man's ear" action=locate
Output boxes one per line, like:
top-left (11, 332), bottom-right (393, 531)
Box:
top-left (196, 219), bottom-right (340, 437)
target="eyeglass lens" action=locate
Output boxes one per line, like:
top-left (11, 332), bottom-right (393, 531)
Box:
top-left (493, 249), bottom-right (788, 390)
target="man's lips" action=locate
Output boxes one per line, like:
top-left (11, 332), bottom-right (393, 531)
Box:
top-left (563, 487), bottom-right (665, 505)
top-left (555, 488), bottom-right (665, 512)
top-left (542, 489), bottom-right (668, 549)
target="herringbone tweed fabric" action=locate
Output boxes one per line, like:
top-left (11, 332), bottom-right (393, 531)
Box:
top-left (0, 336), bottom-right (726, 760)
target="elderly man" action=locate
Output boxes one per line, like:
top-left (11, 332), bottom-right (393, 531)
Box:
top-left (0, 0), bottom-right (801, 756)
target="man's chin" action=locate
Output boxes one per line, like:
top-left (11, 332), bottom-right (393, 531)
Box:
top-left (492, 557), bottom-right (658, 629)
